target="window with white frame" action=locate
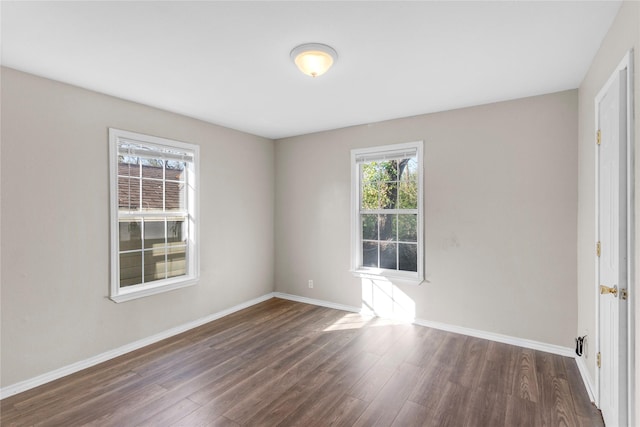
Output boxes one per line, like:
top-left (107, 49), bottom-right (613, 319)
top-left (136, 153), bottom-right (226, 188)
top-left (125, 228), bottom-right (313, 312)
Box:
top-left (351, 141), bottom-right (424, 283)
top-left (109, 128), bottom-right (199, 302)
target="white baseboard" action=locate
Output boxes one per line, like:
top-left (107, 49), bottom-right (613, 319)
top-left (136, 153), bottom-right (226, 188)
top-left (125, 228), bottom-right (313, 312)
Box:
top-left (575, 355), bottom-right (597, 402)
top-left (0, 293), bottom-right (276, 400)
top-left (412, 318), bottom-right (575, 358)
top-left (273, 292), bottom-right (362, 313)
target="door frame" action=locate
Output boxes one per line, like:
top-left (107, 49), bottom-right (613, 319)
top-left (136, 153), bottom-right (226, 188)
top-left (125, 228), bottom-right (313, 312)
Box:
top-left (594, 49), bottom-right (635, 425)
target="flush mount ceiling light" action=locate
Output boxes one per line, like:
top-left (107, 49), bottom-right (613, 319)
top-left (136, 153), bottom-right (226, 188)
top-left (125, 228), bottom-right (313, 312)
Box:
top-left (290, 43), bottom-right (338, 78)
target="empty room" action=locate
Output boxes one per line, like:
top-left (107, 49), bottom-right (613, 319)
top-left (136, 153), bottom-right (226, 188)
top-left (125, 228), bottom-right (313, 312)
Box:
top-left (1, 1), bottom-right (639, 426)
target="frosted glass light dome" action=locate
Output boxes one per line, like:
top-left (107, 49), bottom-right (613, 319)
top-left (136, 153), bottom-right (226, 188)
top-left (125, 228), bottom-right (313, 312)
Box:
top-left (290, 43), bottom-right (338, 78)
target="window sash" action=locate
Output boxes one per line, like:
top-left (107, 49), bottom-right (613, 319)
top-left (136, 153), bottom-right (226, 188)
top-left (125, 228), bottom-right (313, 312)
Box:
top-left (117, 187), bottom-right (190, 287)
top-left (358, 211), bottom-right (419, 272)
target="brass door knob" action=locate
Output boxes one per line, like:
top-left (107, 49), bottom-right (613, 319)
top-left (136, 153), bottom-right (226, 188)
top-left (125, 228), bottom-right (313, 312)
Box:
top-left (600, 285), bottom-right (618, 297)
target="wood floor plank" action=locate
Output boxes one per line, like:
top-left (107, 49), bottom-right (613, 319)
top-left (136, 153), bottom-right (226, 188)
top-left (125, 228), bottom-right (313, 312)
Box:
top-left (536, 372), bottom-right (580, 427)
top-left (376, 324), bottom-right (426, 368)
top-left (448, 336), bottom-right (489, 389)
top-left (135, 398), bottom-right (201, 427)
top-left (222, 345), bottom-right (332, 424)
top-left (2, 369), bottom-right (142, 425)
top-left (81, 383), bottom-right (171, 427)
top-left (273, 351), bottom-right (380, 426)
top-left (349, 322), bottom-right (409, 357)
top-left (403, 327), bottom-right (447, 368)
top-left (1, 298), bottom-right (604, 427)
top-left (128, 355), bottom-right (258, 426)
top-left (504, 394), bottom-right (544, 427)
top-left (462, 389), bottom-right (507, 427)
top-left (535, 349), bottom-right (569, 380)
top-left (90, 354), bottom-right (251, 427)
top-left (352, 363), bottom-right (423, 427)
top-left (433, 332), bottom-right (468, 365)
top-left (407, 355), bottom-right (453, 409)
top-left (347, 361), bottom-right (396, 403)
top-left (307, 395), bottom-right (369, 427)
top-left (208, 416), bottom-right (241, 427)
top-left (4, 334), bottom-right (190, 421)
top-left (483, 339), bottom-right (525, 392)
top-left (3, 370), bottom-right (144, 426)
top-left (429, 381), bottom-right (473, 427)
top-left (514, 348), bottom-right (540, 403)
top-left (390, 400), bottom-right (431, 427)
top-left (168, 403), bottom-right (237, 427)
top-left (345, 325), bottom-right (421, 404)
top-left (563, 357), bottom-right (602, 421)
top-left (241, 370), bottom-right (336, 426)
top-left (578, 414), bottom-right (606, 427)
top-left (36, 383), bottom-right (167, 427)
top-left (476, 351), bottom-right (518, 396)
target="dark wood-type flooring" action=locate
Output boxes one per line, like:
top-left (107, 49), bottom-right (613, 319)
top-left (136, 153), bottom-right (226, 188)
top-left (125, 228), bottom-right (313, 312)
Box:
top-left (1, 298), bottom-right (604, 426)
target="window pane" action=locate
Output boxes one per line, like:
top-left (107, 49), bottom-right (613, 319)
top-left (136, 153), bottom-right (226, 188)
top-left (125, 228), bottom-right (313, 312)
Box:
top-left (378, 160), bottom-right (398, 181)
top-left (361, 162), bottom-right (378, 183)
top-left (118, 177), bottom-right (140, 210)
top-left (363, 242), bottom-right (378, 267)
top-left (118, 156), bottom-right (140, 177)
top-left (398, 214), bottom-right (417, 242)
top-left (165, 181), bottom-right (186, 211)
top-left (380, 242), bottom-right (397, 270)
top-left (167, 245), bottom-right (187, 278)
top-left (379, 214), bottom-right (396, 241)
top-left (399, 157), bottom-right (418, 181)
top-left (119, 220), bottom-right (142, 251)
top-left (120, 252), bottom-right (142, 287)
top-left (144, 248), bottom-right (167, 283)
top-left (363, 160), bottom-right (398, 181)
top-left (361, 181), bottom-right (379, 209)
top-left (399, 243), bottom-right (418, 272)
top-left (380, 182), bottom-right (397, 209)
top-left (165, 161), bottom-right (186, 181)
top-left (398, 180), bottom-right (418, 209)
top-left (167, 219), bottom-right (187, 245)
top-left (361, 214), bottom-right (378, 240)
top-left (141, 179), bottom-right (163, 210)
top-left (141, 158), bottom-right (164, 179)
top-left (144, 219), bottom-right (165, 249)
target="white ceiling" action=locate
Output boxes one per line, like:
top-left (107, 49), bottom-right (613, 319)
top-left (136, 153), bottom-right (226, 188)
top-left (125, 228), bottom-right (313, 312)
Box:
top-left (1, 1), bottom-right (622, 139)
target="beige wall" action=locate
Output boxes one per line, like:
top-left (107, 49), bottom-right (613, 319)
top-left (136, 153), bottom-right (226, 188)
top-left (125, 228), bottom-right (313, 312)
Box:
top-left (576, 0), bottom-right (640, 414)
top-left (0, 68), bottom-right (275, 387)
top-left (275, 90), bottom-right (578, 347)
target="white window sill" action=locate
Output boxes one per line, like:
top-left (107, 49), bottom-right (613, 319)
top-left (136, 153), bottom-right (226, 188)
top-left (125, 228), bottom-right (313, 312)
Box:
top-left (350, 269), bottom-right (424, 286)
top-left (109, 277), bottom-right (198, 303)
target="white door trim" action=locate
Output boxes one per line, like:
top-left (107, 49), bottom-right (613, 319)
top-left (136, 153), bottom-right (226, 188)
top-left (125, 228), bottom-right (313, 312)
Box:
top-left (594, 49), bottom-right (635, 426)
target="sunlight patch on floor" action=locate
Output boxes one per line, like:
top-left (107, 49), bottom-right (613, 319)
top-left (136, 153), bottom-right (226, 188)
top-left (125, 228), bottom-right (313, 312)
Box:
top-left (322, 313), bottom-right (410, 331)
top-left (360, 276), bottom-right (415, 321)
top-left (321, 277), bottom-right (416, 331)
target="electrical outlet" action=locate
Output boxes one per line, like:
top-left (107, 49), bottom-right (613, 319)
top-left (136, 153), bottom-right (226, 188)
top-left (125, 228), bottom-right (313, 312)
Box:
top-left (308, 280), bottom-right (314, 289)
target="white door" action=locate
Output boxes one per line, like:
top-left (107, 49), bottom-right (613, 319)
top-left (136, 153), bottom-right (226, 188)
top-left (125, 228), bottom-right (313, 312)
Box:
top-left (597, 68), bottom-right (628, 427)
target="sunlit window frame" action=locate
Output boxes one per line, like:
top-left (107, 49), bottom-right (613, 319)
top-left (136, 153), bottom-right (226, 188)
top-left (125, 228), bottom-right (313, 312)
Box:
top-left (350, 141), bottom-right (424, 285)
top-left (109, 128), bottom-right (199, 303)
